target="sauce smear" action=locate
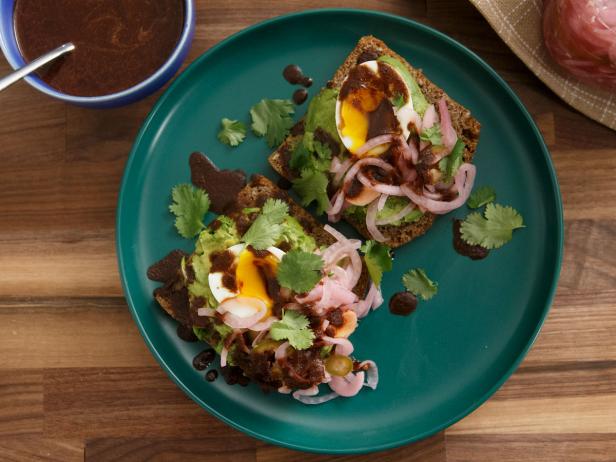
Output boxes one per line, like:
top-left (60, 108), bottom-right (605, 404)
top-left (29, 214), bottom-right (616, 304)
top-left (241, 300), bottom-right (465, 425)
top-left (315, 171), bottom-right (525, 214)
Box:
top-left (13, 0), bottom-right (184, 96)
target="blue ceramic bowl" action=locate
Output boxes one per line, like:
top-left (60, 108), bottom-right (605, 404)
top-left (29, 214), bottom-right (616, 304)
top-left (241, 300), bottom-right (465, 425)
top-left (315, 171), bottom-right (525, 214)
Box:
top-left (0, 0), bottom-right (195, 108)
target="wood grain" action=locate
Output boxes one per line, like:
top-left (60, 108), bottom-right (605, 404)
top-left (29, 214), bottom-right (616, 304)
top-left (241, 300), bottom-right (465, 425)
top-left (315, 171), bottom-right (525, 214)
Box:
top-left (1, 0), bottom-right (615, 460)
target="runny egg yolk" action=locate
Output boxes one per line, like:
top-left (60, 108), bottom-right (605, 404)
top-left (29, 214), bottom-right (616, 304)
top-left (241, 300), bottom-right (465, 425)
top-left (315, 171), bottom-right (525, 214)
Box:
top-left (235, 249), bottom-right (279, 314)
top-left (339, 88), bottom-right (381, 154)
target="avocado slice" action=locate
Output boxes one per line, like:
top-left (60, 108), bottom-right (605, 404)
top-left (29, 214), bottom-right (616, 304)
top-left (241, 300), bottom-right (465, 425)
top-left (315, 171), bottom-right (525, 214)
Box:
top-left (378, 55), bottom-right (429, 116)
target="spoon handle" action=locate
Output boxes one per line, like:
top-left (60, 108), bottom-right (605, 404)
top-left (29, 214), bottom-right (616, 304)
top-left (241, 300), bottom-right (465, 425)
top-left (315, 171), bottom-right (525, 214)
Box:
top-left (0, 42), bottom-right (75, 92)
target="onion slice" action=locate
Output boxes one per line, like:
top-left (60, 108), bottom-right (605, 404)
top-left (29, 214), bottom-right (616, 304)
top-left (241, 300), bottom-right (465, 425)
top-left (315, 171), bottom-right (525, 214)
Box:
top-left (328, 371), bottom-right (366, 397)
top-left (322, 336), bottom-right (354, 356)
top-left (292, 386), bottom-right (319, 400)
top-left (375, 202), bottom-right (416, 226)
top-left (197, 307), bottom-right (216, 317)
top-left (355, 134), bottom-right (395, 157)
top-left (294, 391), bottom-right (339, 404)
top-left (402, 163), bottom-right (476, 214)
top-left (359, 360), bottom-right (379, 390)
top-left (438, 97), bottom-right (457, 152)
top-left (275, 341), bottom-right (290, 360)
top-left (366, 198), bottom-right (386, 242)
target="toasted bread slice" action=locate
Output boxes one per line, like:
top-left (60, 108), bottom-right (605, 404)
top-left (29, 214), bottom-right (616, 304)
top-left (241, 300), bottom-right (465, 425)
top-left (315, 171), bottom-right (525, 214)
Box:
top-left (149, 174), bottom-right (369, 323)
top-left (269, 36), bottom-right (481, 248)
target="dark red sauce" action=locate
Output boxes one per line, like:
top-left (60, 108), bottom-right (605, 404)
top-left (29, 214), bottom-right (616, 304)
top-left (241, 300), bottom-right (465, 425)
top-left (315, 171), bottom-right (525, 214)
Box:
top-left (282, 64), bottom-right (312, 87)
top-left (176, 324), bottom-right (198, 342)
top-left (453, 220), bottom-right (489, 260)
top-left (13, 0), bottom-right (184, 96)
top-left (293, 88), bottom-right (308, 105)
top-left (192, 348), bottom-right (216, 371)
top-left (389, 291), bottom-right (418, 316)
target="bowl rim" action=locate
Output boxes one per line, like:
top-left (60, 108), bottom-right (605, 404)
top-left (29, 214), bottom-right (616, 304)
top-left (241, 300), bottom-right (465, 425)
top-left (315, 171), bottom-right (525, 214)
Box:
top-left (0, 0), bottom-right (194, 103)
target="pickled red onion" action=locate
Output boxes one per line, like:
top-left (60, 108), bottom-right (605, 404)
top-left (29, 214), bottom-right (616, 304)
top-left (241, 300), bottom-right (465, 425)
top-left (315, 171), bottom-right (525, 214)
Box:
top-left (294, 391), bottom-right (339, 404)
top-left (275, 341), bottom-right (290, 360)
top-left (401, 163), bottom-right (476, 214)
top-left (355, 134), bottom-right (395, 157)
top-left (438, 97), bottom-right (457, 152)
top-left (292, 386), bottom-right (319, 400)
top-left (322, 336), bottom-right (354, 356)
top-left (359, 360), bottom-right (379, 390)
top-left (328, 371), bottom-right (366, 397)
top-left (366, 198), bottom-right (386, 242)
top-left (197, 307), bottom-right (216, 317)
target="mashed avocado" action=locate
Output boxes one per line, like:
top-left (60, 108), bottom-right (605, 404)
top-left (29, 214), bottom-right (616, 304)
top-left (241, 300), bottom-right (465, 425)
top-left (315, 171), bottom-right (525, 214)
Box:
top-left (377, 55), bottom-right (429, 117)
top-left (303, 87), bottom-right (343, 154)
top-left (279, 216), bottom-right (317, 253)
top-left (345, 196), bottom-right (423, 226)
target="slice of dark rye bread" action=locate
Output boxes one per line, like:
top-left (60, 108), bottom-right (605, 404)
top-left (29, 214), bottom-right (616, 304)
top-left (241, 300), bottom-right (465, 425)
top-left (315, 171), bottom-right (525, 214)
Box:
top-left (149, 174), bottom-right (369, 325)
top-left (268, 36), bottom-right (482, 248)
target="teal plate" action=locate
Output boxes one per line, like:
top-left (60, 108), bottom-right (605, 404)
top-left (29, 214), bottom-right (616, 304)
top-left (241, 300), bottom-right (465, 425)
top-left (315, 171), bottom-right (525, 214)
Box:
top-left (117, 9), bottom-right (563, 454)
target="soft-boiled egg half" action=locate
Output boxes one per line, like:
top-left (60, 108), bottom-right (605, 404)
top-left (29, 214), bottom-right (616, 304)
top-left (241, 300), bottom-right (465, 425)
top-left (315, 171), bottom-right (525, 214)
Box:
top-left (209, 243), bottom-right (285, 320)
top-left (335, 60), bottom-right (415, 156)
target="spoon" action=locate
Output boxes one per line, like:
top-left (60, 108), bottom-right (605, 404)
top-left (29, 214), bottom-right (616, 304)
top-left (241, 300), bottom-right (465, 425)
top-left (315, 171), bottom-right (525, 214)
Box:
top-left (0, 42), bottom-right (75, 92)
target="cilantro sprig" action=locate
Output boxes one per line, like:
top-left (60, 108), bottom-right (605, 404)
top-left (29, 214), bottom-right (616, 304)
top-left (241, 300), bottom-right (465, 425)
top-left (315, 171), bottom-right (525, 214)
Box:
top-left (361, 240), bottom-right (393, 286)
top-left (270, 310), bottom-right (315, 350)
top-left (292, 169), bottom-right (330, 215)
top-left (277, 250), bottom-right (324, 293)
top-left (460, 203), bottom-right (524, 249)
top-left (169, 184), bottom-right (210, 238)
top-left (217, 118), bottom-right (247, 147)
top-left (467, 186), bottom-right (496, 209)
top-left (250, 99), bottom-right (295, 147)
top-left (241, 199), bottom-right (289, 250)
top-left (402, 268), bottom-right (438, 301)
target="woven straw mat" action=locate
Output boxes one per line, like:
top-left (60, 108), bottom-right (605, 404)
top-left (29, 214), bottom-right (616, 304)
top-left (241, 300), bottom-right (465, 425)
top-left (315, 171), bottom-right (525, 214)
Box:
top-left (469, 0), bottom-right (616, 131)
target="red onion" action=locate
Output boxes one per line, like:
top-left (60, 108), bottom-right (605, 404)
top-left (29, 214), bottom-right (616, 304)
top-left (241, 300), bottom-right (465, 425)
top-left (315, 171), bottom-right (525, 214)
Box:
top-left (327, 189), bottom-right (346, 222)
top-left (371, 285), bottom-right (384, 309)
top-left (292, 386), bottom-right (320, 400)
top-left (331, 157), bottom-right (354, 186)
top-left (294, 391), bottom-right (339, 404)
top-left (328, 371), bottom-right (365, 397)
top-left (220, 345), bottom-right (229, 367)
top-left (438, 97), bottom-right (457, 152)
top-left (197, 307), bottom-right (216, 317)
top-left (401, 163), bottom-right (476, 214)
top-left (251, 329), bottom-right (268, 347)
top-left (355, 134), bottom-right (395, 157)
top-left (278, 385), bottom-right (292, 394)
top-left (366, 198), bottom-right (386, 242)
top-left (422, 189), bottom-right (444, 200)
top-left (250, 316), bottom-right (277, 332)
top-left (375, 202), bottom-right (416, 226)
top-left (323, 226), bottom-right (363, 289)
top-left (357, 171), bottom-right (405, 196)
top-left (544, 0), bottom-right (616, 89)
top-left (275, 341), bottom-right (290, 360)
top-left (322, 336), bottom-right (354, 355)
top-left (359, 360), bottom-right (379, 390)
top-left (218, 296), bottom-right (267, 329)
top-left (377, 194), bottom-right (387, 211)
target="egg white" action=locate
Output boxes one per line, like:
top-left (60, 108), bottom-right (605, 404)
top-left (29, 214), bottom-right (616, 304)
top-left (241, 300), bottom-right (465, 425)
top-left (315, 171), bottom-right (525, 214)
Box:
top-left (335, 60), bottom-right (415, 156)
top-left (208, 244), bottom-right (285, 306)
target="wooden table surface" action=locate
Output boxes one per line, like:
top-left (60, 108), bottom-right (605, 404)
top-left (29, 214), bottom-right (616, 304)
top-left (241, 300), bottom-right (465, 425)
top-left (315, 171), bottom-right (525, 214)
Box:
top-left (1, 1), bottom-right (615, 461)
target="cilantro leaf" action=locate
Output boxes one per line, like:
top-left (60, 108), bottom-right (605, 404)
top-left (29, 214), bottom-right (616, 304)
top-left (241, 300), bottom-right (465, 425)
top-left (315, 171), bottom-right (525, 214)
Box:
top-left (391, 93), bottom-right (406, 110)
top-left (292, 169), bottom-right (330, 215)
top-left (270, 310), bottom-right (315, 350)
top-left (277, 250), bottom-right (324, 293)
top-left (313, 140), bottom-right (332, 160)
top-left (438, 139), bottom-right (465, 183)
top-left (217, 118), bottom-right (246, 147)
top-left (402, 268), bottom-right (438, 301)
top-left (419, 125), bottom-right (442, 146)
top-left (169, 184), bottom-right (210, 238)
top-left (460, 203), bottom-right (524, 249)
top-left (250, 99), bottom-right (295, 147)
top-left (467, 186), bottom-right (496, 209)
top-left (361, 240), bottom-right (393, 286)
top-left (242, 198), bottom-right (289, 249)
